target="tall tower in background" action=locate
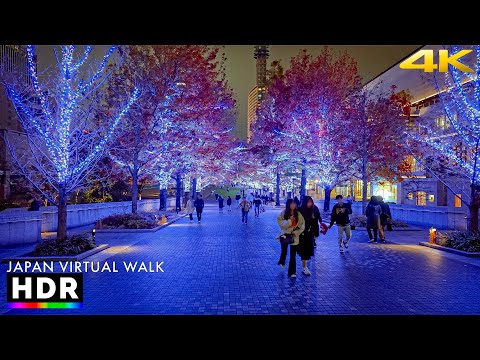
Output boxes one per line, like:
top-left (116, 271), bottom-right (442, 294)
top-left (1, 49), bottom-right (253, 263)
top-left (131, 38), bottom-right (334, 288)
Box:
top-left (247, 45), bottom-right (269, 143)
top-left (254, 45), bottom-right (269, 99)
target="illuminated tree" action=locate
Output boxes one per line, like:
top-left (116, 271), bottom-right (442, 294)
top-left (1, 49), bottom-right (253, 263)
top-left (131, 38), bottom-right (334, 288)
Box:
top-left (108, 45), bottom-right (235, 212)
top-left (345, 86), bottom-right (410, 213)
top-left (0, 45), bottom-right (138, 240)
top-left (406, 45), bottom-right (480, 230)
top-left (253, 48), bottom-right (361, 204)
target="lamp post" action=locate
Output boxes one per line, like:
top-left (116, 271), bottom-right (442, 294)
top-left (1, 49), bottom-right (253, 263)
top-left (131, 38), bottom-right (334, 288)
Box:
top-left (92, 228), bottom-right (96, 246)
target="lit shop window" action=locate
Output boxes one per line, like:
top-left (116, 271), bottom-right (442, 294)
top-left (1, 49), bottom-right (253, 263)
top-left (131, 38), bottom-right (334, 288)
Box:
top-left (435, 115), bottom-right (450, 129)
top-left (416, 191), bottom-right (426, 206)
top-left (454, 194), bottom-right (462, 208)
top-left (428, 194), bottom-right (435, 202)
top-left (407, 192), bottom-right (413, 200)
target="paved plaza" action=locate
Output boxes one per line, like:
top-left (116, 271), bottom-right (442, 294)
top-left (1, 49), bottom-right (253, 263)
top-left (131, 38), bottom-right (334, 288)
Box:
top-left (2, 203), bottom-right (480, 315)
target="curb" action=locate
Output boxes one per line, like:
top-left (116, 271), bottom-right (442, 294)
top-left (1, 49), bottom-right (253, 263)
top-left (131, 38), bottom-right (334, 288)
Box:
top-left (419, 242), bottom-right (480, 257)
top-left (1, 244), bottom-right (110, 263)
top-left (352, 227), bottom-right (422, 231)
top-left (95, 214), bottom-right (187, 233)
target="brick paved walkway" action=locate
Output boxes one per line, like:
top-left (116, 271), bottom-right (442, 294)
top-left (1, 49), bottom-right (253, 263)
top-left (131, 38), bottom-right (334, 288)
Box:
top-left (3, 203), bottom-right (480, 315)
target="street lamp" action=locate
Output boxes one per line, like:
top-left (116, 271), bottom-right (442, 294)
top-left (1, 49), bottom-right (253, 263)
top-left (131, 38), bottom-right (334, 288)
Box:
top-left (92, 228), bottom-right (96, 245)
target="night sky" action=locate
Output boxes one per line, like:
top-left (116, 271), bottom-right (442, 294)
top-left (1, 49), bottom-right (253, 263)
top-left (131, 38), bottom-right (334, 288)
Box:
top-left (35, 45), bottom-right (422, 139)
top-left (224, 45), bottom-right (421, 139)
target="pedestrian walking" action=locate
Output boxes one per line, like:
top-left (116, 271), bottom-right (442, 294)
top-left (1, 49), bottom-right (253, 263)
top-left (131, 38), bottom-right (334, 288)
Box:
top-left (303, 196), bottom-right (322, 247)
top-left (247, 192), bottom-right (254, 206)
top-left (240, 196), bottom-right (251, 224)
top-left (254, 195), bottom-right (262, 217)
top-left (194, 194), bottom-right (205, 223)
top-left (215, 193), bottom-right (219, 201)
top-left (378, 196), bottom-right (391, 242)
top-left (218, 195), bottom-right (224, 212)
top-left (276, 198), bottom-right (305, 278)
top-left (235, 192), bottom-right (241, 207)
top-left (226, 196), bottom-right (232, 211)
top-left (186, 196), bottom-right (195, 223)
top-left (298, 196), bottom-right (320, 276)
top-left (366, 196), bottom-right (383, 243)
top-left (329, 195), bottom-right (352, 252)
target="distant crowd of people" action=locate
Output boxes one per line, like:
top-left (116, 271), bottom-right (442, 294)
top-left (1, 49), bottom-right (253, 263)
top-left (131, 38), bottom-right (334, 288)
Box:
top-left (184, 189), bottom-right (392, 279)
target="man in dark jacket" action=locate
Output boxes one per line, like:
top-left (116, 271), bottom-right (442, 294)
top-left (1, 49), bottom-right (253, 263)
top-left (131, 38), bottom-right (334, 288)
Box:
top-left (378, 196), bottom-right (391, 243)
top-left (194, 195), bottom-right (205, 223)
top-left (329, 195), bottom-right (352, 252)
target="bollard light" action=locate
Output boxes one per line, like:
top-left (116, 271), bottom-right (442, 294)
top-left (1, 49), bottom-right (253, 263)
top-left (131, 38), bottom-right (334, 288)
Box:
top-left (429, 227), bottom-right (437, 244)
top-left (92, 228), bottom-right (96, 245)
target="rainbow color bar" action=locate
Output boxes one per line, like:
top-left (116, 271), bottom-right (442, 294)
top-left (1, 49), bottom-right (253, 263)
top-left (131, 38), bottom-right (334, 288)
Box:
top-left (7, 302), bottom-right (82, 309)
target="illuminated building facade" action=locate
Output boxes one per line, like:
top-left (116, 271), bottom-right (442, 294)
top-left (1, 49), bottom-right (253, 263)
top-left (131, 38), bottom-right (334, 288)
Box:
top-left (0, 45), bottom-right (29, 200)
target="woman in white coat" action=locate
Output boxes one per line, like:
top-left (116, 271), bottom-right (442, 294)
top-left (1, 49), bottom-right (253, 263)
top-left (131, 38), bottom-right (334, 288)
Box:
top-left (276, 198), bottom-right (305, 278)
top-left (186, 196), bottom-right (195, 223)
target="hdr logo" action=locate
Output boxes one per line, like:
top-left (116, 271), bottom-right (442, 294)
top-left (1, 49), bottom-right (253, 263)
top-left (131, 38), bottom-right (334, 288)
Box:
top-left (7, 273), bottom-right (83, 309)
top-left (399, 49), bottom-right (474, 73)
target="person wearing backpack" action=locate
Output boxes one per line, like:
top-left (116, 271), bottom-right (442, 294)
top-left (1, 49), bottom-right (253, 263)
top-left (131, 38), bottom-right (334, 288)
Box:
top-left (240, 196), bottom-right (251, 224)
top-left (235, 192), bottom-right (241, 207)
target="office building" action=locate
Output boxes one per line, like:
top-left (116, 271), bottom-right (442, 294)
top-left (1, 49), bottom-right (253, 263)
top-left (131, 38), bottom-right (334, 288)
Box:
top-left (247, 45), bottom-right (269, 142)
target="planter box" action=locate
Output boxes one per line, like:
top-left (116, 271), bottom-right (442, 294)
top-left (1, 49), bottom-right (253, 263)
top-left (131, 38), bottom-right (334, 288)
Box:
top-left (419, 242), bottom-right (480, 257)
top-left (95, 214), bottom-right (187, 233)
top-left (1, 244), bottom-right (109, 263)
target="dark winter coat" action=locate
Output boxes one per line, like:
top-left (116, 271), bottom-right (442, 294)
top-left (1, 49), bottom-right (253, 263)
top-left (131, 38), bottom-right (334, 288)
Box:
top-left (379, 201), bottom-right (391, 225)
top-left (298, 207), bottom-right (316, 260)
top-left (312, 205), bottom-right (323, 237)
top-left (194, 199), bottom-right (205, 212)
top-left (330, 203), bottom-right (352, 226)
top-left (366, 203), bottom-right (382, 229)
top-left (218, 197), bottom-right (224, 208)
top-left (227, 197), bottom-right (232, 205)
top-left (235, 194), bottom-right (241, 200)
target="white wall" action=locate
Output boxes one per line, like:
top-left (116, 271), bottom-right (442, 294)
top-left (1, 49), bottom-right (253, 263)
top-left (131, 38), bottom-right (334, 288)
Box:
top-left (0, 211), bottom-right (42, 246)
top-left (319, 200), bottom-right (468, 230)
top-left (0, 198), bottom-right (176, 246)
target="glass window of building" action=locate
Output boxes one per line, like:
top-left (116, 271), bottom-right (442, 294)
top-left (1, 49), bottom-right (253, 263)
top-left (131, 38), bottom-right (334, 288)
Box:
top-left (454, 194), bottom-right (462, 208)
top-left (416, 191), bottom-right (426, 206)
top-left (435, 114), bottom-right (451, 129)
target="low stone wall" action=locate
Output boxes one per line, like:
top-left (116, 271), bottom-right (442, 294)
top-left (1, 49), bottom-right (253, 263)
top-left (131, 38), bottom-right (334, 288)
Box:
top-left (40, 198), bottom-right (176, 232)
top-left (0, 197), bottom-right (176, 246)
top-left (389, 205), bottom-right (467, 230)
top-left (317, 200), bottom-right (467, 230)
top-left (0, 211), bottom-right (42, 246)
